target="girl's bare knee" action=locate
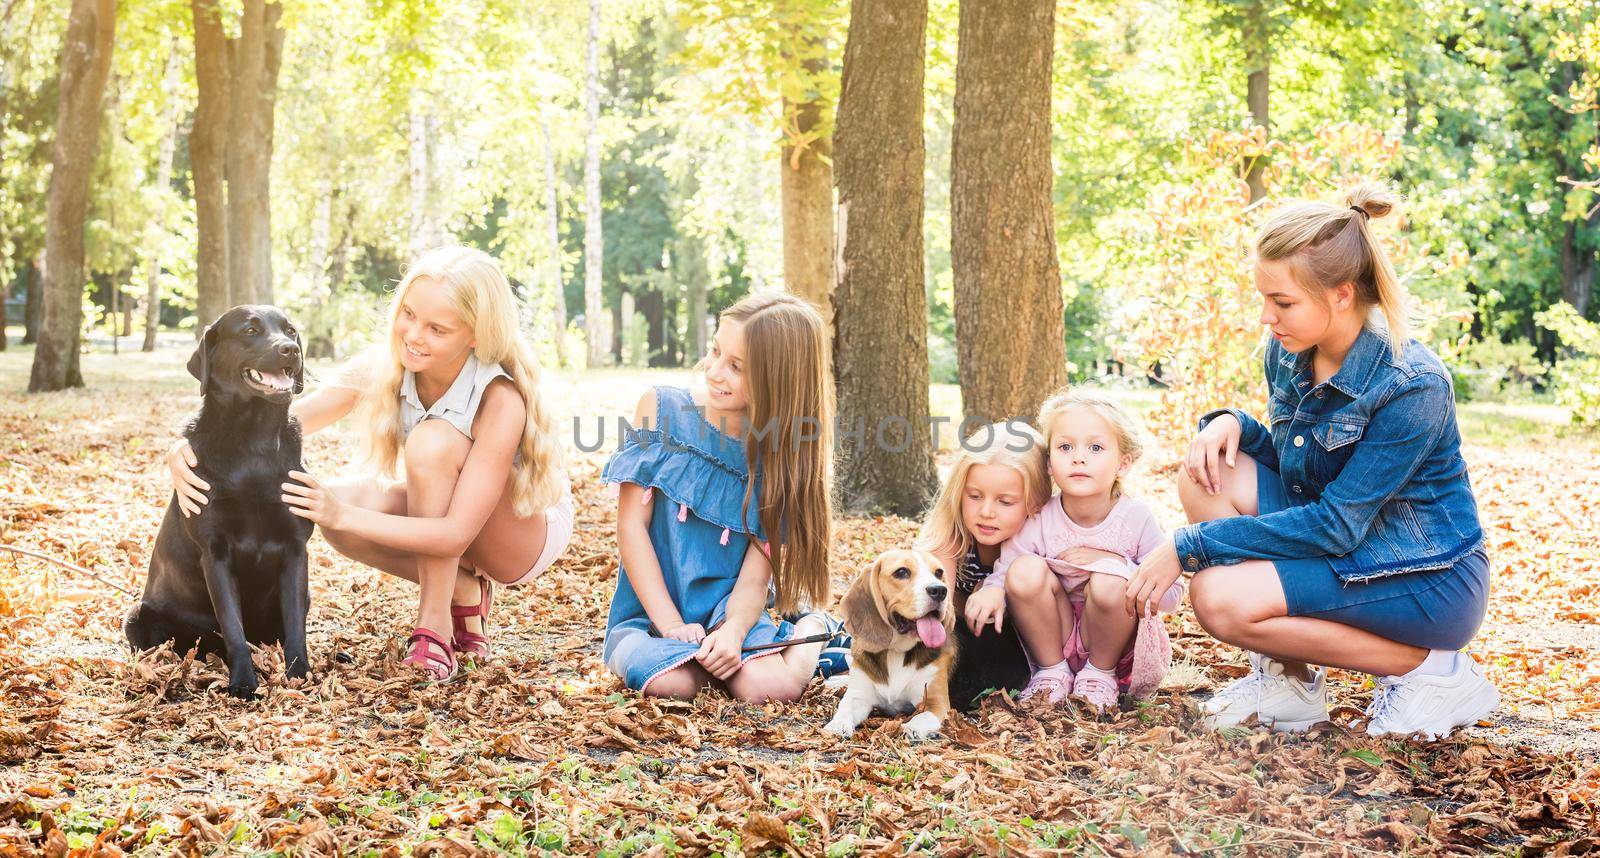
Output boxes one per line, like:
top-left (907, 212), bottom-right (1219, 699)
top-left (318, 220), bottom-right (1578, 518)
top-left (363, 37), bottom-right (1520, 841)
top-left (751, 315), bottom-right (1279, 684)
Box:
top-left (1085, 573), bottom-right (1127, 612)
top-left (1177, 469), bottom-right (1212, 521)
top-left (642, 666), bottom-right (704, 700)
top-left (736, 683), bottom-right (802, 704)
top-left (730, 662), bottom-right (804, 703)
top-left (403, 420), bottom-right (470, 473)
top-left (1005, 556), bottom-right (1051, 597)
top-left (1189, 570), bottom-right (1246, 642)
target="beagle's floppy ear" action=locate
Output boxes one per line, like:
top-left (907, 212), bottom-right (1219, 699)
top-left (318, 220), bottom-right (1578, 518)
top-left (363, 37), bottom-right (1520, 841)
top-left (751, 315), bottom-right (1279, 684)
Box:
top-left (187, 323), bottom-right (217, 393)
top-left (841, 557), bottom-right (895, 650)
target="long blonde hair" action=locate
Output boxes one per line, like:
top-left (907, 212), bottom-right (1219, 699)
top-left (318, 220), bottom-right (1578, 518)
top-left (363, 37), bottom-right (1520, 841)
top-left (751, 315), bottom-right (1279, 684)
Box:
top-left (917, 422), bottom-right (1050, 561)
top-left (1036, 387), bottom-right (1146, 501)
top-left (706, 292), bottom-right (834, 614)
top-left (352, 246), bottom-right (565, 516)
top-left (1255, 182), bottom-right (1410, 357)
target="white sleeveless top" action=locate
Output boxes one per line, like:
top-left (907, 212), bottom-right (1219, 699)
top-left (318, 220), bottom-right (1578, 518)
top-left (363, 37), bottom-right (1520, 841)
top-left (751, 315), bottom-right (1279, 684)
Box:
top-left (397, 352), bottom-right (512, 441)
top-left (327, 348), bottom-right (512, 441)
top-left (327, 348), bottom-right (569, 499)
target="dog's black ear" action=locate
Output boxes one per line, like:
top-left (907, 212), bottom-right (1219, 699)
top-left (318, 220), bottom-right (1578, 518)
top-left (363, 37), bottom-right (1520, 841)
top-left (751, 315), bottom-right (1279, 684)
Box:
top-left (290, 325), bottom-right (305, 394)
top-left (841, 558), bottom-right (895, 650)
top-left (187, 323), bottom-right (217, 392)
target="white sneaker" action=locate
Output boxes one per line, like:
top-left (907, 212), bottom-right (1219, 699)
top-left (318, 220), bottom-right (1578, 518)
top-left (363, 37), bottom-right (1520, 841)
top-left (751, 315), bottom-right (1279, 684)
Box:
top-left (1201, 652), bottom-right (1329, 732)
top-left (1365, 653), bottom-right (1500, 740)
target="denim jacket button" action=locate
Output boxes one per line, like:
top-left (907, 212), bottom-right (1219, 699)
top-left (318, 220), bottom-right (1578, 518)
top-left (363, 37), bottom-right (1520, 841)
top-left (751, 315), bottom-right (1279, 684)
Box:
top-left (1294, 435), bottom-right (1305, 447)
top-left (1184, 557), bottom-right (1199, 571)
top-left (1315, 390), bottom-right (1325, 399)
top-left (1293, 484), bottom-right (1302, 493)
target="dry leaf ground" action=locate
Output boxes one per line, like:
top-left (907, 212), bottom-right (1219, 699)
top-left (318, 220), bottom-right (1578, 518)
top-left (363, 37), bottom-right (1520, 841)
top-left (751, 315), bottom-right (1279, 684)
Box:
top-left (2, 346), bottom-right (1597, 855)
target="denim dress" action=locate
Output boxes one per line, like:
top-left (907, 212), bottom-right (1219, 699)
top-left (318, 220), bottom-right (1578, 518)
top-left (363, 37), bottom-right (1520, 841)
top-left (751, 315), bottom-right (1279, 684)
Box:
top-left (1173, 327), bottom-right (1489, 650)
top-left (600, 386), bottom-right (792, 691)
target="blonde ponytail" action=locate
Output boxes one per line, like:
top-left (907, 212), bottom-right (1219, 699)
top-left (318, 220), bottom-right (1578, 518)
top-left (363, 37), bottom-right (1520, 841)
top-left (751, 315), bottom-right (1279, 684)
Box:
top-left (1255, 181), bottom-right (1410, 357)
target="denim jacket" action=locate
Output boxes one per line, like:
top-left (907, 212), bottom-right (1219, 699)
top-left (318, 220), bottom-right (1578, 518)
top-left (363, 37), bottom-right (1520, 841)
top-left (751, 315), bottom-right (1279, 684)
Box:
top-left (1172, 326), bottom-right (1484, 583)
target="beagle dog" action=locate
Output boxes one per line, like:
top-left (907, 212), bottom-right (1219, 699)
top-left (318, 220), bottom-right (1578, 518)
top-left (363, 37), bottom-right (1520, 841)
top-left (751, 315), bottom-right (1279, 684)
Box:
top-left (824, 549), bottom-right (956, 741)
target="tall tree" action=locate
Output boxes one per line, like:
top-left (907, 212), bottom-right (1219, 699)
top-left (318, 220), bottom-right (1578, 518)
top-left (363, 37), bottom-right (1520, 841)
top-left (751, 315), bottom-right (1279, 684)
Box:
top-left (950, 0), bottom-right (1065, 427)
top-left (28, 0), bottom-right (116, 392)
top-left (141, 48), bottom-right (181, 352)
top-left (1242, 0), bottom-right (1270, 201)
top-left (832, 0), bottom-right (935, 516)
top-left (675, 1), bottom-right (843, 325)
top-left (778, 16), bottom-right (837, 324)
top-left (190, 0), bottom-right (284, 329)
top-left (583, 0), bottom-right (609, 367)
top-left (189, 0), bottom-right (229, 329)
top-left (1556, 60), bottom-right (1598, 318)
top-left (224, 0), bottom-right (284, 306)
top-left (541, 111), bottom-right (569, 367)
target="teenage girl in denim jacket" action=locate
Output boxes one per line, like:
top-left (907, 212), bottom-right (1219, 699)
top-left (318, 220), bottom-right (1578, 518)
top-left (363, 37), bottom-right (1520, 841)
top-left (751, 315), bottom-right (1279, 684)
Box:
top-left (1125, 183), bottom-right (1497, 740)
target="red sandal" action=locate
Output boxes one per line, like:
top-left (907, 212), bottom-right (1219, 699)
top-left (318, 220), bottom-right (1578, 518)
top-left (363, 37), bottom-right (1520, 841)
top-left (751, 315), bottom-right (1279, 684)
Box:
top-left (405, 627), bottom-right (457, 683)
top-left (451, 575), bottom-right (493, 663)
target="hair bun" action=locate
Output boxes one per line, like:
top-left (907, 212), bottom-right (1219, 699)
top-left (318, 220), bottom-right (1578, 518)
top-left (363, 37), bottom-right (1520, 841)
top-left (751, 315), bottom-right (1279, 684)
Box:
top-left (1345, 181), bottom-right (1396, 221)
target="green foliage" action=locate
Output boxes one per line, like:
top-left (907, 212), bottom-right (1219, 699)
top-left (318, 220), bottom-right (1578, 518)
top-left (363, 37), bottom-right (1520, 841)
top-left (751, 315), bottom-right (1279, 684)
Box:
top-left (1113, 124), bottom-right (1409, 452)
top-left (1536, 302), bottom-right (1600, 424)
top-left (3, 0), bottom-right (1596, 378)
top-left (1448, 337), bottom-right (1549, 402)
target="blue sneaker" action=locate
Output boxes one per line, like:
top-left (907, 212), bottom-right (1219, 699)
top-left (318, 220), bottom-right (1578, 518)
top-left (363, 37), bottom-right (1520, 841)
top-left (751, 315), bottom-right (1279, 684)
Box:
top-left (809, 612), bottom-right (851, 680)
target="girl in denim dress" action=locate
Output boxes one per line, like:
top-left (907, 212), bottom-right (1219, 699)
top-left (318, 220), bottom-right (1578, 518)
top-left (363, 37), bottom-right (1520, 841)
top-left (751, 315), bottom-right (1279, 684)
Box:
top-left (1125, 183), bottom-right (1497, 740)
top-left (602, 293), bottom-right (839, 701)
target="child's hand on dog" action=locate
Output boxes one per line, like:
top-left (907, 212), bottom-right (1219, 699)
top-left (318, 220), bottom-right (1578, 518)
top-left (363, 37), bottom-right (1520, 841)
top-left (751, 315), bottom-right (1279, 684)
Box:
top-left (963, 585), bottom-right (1006, 636)
top-left (281, 470), bottom-right (346, 529)
top-left (695, 625), bottom-right (743, 679)
top-left (166, 439), bottom-right (210, 517)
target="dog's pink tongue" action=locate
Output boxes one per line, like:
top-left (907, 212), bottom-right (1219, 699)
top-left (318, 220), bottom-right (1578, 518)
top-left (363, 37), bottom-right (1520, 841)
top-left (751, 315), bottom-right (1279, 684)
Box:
top-left (915, 615), bottom-right (946, 648)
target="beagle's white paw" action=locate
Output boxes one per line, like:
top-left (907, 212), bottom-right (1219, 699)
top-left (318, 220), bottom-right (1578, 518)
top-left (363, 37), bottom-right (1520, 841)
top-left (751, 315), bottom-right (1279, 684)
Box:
top-left (901, 711), bottom-right (942, 741)
top-left (823, 715), bottom-right (856, 737)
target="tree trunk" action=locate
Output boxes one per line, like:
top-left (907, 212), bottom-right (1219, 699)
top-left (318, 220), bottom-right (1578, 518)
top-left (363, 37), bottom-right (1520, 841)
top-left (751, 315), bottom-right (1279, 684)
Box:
top-left (142, 50), bottom-right (181, 352)
top-left (1560, 210), bottom-right (1599, 320)
top-left (540, 112), bottom-right (569, 367)
top-left (781, 42), bottom-right (836, 330)
top-left (29, 0), bottom-right (115, 392)
top-left (1560, 61), bottom-right (1598, 319)
top-left (225, 0), bottom-right (284, 306)
top-left (583, 0), bottom-right (610, 367)
top-left (612, 296), bottom-right (627, 365)
top-left (678, 232), bottom-right (708, 364)
top-left (191, 0), bottom-right (230, 330)
top-left (951, 0), bottom-right (1064, 428)
top-left (833, 0), bottom-right (935, 516)
top-left (24, 256), bottom-right (42, 344)
top-left (409, 99), bottom-right (441, 254)
top-left (1243, 0), bottom-right (1269, 203)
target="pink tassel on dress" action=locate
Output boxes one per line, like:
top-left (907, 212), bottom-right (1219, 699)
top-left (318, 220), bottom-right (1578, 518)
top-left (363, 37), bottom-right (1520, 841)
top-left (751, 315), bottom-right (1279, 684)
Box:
top-left (677, 503), bottom-right (688, 522)
top-left (720, 528), bottom-right (730, 546)
top-left (640, 487), bottom-right (653, 504)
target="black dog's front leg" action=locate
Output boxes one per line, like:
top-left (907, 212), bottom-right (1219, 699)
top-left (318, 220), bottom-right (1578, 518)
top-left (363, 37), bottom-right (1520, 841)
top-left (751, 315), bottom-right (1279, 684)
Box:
top-left (279, 547), bottom-right (311, 681)
top-left (201, 547), bottom-right (258, 699)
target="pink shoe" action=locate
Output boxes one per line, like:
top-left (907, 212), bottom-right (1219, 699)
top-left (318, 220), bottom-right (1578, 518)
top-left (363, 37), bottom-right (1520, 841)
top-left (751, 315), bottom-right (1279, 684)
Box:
top-left (1019, 664), bottom-right (1074, 704)
top-left (1072, 666), bottom-right (1118, 713)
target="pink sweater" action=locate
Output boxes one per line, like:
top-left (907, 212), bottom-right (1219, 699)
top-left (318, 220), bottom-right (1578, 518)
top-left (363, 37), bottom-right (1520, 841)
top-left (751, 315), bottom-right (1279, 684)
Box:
top-left (984, 494), bottom-right (1183, 612)
top-left (982, 493), bottom-right (1183, 699)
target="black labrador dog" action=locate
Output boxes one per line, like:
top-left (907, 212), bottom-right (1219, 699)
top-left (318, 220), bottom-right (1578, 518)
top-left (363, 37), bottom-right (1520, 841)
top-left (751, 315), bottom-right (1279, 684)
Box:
top-left (124, 305), bottom-right (314, 699)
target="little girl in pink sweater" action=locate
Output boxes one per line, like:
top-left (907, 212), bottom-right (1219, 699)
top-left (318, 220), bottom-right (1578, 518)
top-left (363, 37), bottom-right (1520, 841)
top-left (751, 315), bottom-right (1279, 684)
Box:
top-left (965, 389), bottom-right (1183, 712)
